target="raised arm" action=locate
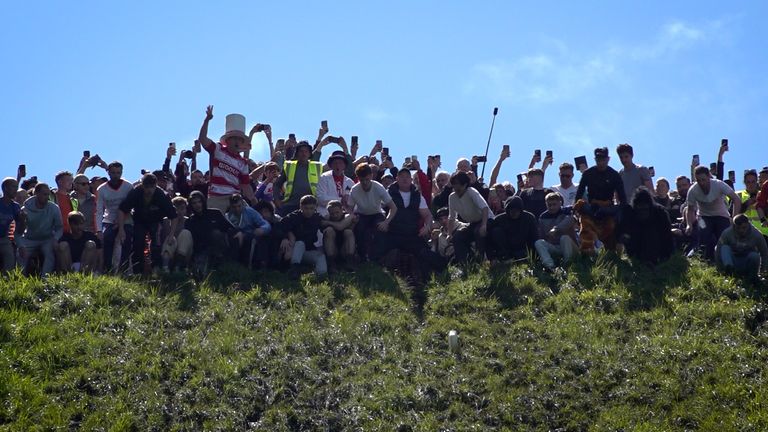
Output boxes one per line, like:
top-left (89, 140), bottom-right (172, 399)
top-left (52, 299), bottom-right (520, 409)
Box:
top-left (198, 105), bottom-right (215, 148)
top-left (490, 147), bottom-right (510, 187)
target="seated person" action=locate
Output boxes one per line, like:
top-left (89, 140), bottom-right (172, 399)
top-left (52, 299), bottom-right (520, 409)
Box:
top-left (617, 187), bottom-right (674, 265)
top-left (226, 193), bottom-right (271, 267)
top-left (160, 196), bottom-right (190, 272)
top-left (487, 196), bottom-right (539, 261)
top-left (448, 171), bottom-right (491, 263)
top-left (253, 200), bottom-right (285, 270)
top-left (280, 195), bottom-right (327, 277)
top-left (430, 207), bottom-right (467, 260)
top-left (182, 191), bottom-right (237, 273)
top-left (321, 200), bottom-right (356, 273)
top-left (534, 192), bottom-right (579, 270)
top-left (716, 214), bottom-right (768, 282)
top-left (57, 211), bottom-right (102, 273)
top-left (1, 177), bottom-right (23, 271)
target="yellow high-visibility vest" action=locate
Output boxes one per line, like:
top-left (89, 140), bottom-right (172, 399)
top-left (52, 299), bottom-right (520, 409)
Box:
top-left (284, 161), bottom-right (322, 198)
top-left (739, 190), bottom-right (768, 236)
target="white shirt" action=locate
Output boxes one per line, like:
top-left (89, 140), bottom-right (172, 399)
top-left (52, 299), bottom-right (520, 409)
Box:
top-left (348, 181), bottom-right (393, 216)
top-left (686, 179), bottom-right (733, 219)
top-left (398, 190), bottom-right (428, 209)
top-left (316, 171), bottom-right (355, 217)
top-left (551, 183), bottom-right (579, 207)
top-left (449, 187), bottom-right (490, 223)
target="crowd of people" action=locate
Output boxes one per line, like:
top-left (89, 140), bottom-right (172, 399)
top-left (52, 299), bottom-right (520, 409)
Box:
top-left (1, 106), bottom-right (767, 285)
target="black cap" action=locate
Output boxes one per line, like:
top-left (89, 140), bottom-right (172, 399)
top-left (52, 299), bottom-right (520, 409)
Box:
top-left (594, 147), bottom-right (609, 159)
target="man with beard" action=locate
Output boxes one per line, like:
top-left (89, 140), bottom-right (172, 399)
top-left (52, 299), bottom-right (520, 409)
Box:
top-left (686, 165), bottom-right (741, 260)
top-left (617, 187), bottom-right (674, 265)
top-left (96, 161), bottom-right (134, 273)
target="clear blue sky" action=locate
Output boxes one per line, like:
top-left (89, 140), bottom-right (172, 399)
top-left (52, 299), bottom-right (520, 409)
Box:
top-left (2, 1), bottom-right (766, 190)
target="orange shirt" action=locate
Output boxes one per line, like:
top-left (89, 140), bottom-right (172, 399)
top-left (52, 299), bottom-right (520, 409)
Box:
top-left (54, 192), bottom-right (74, 234)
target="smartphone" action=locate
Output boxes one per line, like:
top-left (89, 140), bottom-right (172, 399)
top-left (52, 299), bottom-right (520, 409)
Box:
top-left (546, 150), bottom-right (553, 158)
top-left (83, 150), bottom-right (91, 158)
top-left (476, 156), bottom-right (488, 163)
top-left (648, 166), bottom-right (655, 177)
top-left (321, 120), bottom-right (328, 129)
top-left (728, 170), bottom-right (736, 182)
top-left (289, 133), bottom-right (296, 141)
top-left (534, 149), bottom-right (542, 158)
top-left (351, 136), bottom-right (359, 146)
top-left (517, 173), bottom-right (524, 182)
top-left (721, 138), bottom-right (728, 147)
top-left (411, 155), bottom-right (418, 161)
top-left (382, 147), bottom-right (389, 156)
top-left (375, 139), bottom-right (382, 147)
top-left (574, 156), bottom-right (588, 169)
top-left (169, 142), bottom-right (175, 148)
top-left (503, 145), bottom-right (510, 153)
top-left (18, 164), bottom-right (26, 177)
top-left (692, 154), bottom-right (700, 166)
top-left (405, 157), bottom-right (412, 165)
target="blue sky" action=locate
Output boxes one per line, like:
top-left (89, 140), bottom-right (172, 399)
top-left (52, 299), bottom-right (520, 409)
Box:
top-left (2, 1), bottom-right (766, 190)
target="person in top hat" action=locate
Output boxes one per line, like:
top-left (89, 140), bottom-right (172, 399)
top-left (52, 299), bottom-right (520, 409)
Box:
top-left (574, 146), bottom-right (627, 252)
top-left (197, 105), bottom-right (257, 213)
top-left (316, 150), bottom-right (355, 217)
top-left (274, 139), bottom-right (325, 216)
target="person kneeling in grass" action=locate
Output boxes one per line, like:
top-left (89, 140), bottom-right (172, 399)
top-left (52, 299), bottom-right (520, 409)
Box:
top-left (716, 214), bottom-right (768, 282)
top-left (321, 200), bottom-right (356, 273)
top-left (535, 192), bottom-right (578, 270)
top-left (57, 211), bottom-right (102, 273)
top-left (280, 195), bottom-right (327, 277)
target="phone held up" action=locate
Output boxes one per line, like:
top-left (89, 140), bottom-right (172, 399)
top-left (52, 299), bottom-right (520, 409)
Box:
top-left (18, 164), bottom-right (26, 177)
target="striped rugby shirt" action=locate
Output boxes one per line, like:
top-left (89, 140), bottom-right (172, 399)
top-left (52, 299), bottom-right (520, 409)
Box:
top-left (205, 141), bottom-right (250, 197)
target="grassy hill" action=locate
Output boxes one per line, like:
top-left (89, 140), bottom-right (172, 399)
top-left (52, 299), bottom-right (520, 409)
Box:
top-left (1, 255), bottom-right (768, 431)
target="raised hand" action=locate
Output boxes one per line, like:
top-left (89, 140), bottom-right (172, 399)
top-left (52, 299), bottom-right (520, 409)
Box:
top-left (205, 105), bottom-right (214, 121)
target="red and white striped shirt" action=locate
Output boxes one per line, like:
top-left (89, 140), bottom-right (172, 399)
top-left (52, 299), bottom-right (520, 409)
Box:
top-left (205, 141), bottom-right (250, 197)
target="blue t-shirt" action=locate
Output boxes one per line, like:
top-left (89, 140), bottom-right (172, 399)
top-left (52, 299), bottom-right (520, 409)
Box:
top-left (0, 199), bottom-right (21, 238)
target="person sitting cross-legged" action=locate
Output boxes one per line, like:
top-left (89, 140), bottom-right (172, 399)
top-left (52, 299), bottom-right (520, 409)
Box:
top-left (226, 193), bottom-right (271, 267)
top-left (716, 214), bottom-right (768, 282)
top-left (534, 192), bottom-right (579, 270)
top-left (280, 195), bottom-right (327, 277)
top-left (56, 211), bottom-right (102, 273)
top-left (321, 200), bottom-right (356, 273)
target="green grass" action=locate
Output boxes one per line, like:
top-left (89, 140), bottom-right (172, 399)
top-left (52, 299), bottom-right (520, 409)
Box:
top-left (1, 255), bottom-right (767, 431)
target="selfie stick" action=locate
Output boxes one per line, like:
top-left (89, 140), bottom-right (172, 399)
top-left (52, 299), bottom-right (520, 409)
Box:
top-left (480, 107), bottom-right (499, 180)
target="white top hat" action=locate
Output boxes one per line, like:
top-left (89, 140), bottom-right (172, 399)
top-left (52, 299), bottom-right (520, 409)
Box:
top-left (220, 113), bottom-right (248, 144)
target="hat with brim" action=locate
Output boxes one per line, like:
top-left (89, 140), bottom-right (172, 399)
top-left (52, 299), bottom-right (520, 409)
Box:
top-left (219, 114), bottom-right (250, 149)
top-left (327, 150), bottom-right (348, 167)
top-left (294, 140), bottom-right (313, 154)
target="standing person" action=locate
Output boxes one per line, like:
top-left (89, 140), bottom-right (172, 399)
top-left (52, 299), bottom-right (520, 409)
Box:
top-left (1, 178), bottom-right (24, 271)
top-left (551, 163), bottom-right (579, 207)
top-left (117, 174), bottom-right (178, 276)
top-left (448, 171), bottom-right (490, 263)
top-left (197, 105), bottom-right (257, 212)
top-left (574, 147), bottom-right (627, 252)
top-left (51, 171), bottom-right (76, 234)
top-left (517, 168), bottom-right (553, 219)
top-left (316, 150), bottom-right (355, 217)
top-left (534, 192), bottom-right (579, 270)
top-left (685, 165), bottom-right (741, 260)
top-left (18, 183), bottom-right (63, 276)
top-left (736, 169), bottom-right (768, 239)
top-left (347, 163), bottom-right (398, 261)
top-left (71, 174), bottom-right (97, 233)
top-left (373, 169), bottom-right (446, 275)
top-left (254, 162), bottom-right (280, 204)
top-left (96, 161), bottom-right (134, 273)
top-left (274, 140), bottom-right (324, 216)
top-left (616, 143), bottom-right (654, 202)
top-left (716, 214), bottom-right (768, 282)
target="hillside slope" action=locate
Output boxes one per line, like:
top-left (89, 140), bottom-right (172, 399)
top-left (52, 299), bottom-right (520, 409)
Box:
top-left (1, 256), bottom-right (767, 431)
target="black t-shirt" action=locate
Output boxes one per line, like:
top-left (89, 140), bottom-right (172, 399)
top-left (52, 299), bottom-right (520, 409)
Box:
top-left (59, 231), bottom-right (102, 263)
top-left (119, 186), bottom-right (177, 225)
top-left (517, 188), bottom-right (553, 220)
top-left (281, 211), bottom-right (323, 250)
top-left (575, 166), bottom-right (627, 204)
